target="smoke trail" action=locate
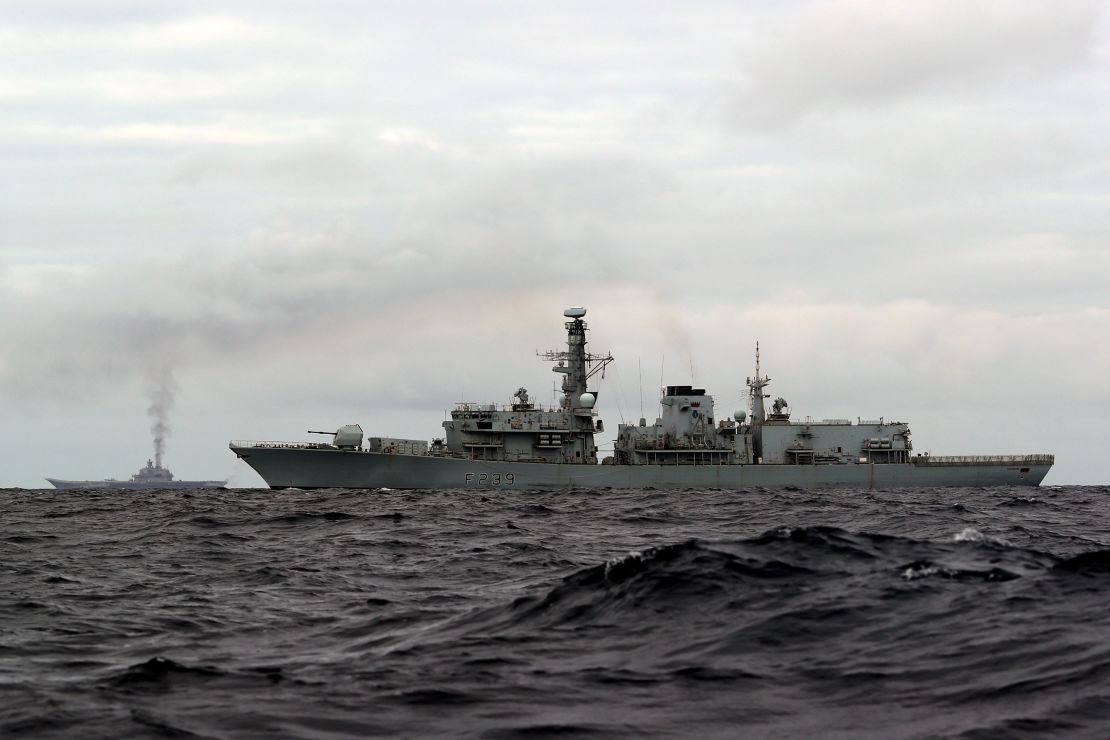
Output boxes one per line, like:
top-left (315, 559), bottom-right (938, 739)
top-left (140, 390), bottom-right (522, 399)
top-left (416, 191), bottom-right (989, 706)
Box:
top-left (652, 302), bottom-right (698, 384)
top-left (145, 364), bottom-right (177, 469)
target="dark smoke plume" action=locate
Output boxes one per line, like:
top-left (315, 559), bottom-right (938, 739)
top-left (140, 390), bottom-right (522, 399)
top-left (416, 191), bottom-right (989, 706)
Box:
top-left (145, 364), bottom-right (177, 469)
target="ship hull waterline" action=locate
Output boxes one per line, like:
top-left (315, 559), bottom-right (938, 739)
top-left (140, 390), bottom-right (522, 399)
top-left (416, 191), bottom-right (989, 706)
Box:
top-left (231, 446), bottom-right (1050, 490)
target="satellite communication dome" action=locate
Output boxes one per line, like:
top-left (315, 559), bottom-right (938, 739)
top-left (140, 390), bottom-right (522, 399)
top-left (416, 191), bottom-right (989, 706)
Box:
top-left (734, 410), bottom-right (747, 423)
top-left (579, 392), bottom-right (596, 409)
top-left (564, 307), bottom-right (587, 318)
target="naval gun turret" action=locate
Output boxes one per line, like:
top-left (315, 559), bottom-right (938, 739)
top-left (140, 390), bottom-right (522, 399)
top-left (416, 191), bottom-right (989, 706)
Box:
top-left (308, 424), bottom-right (364, 449)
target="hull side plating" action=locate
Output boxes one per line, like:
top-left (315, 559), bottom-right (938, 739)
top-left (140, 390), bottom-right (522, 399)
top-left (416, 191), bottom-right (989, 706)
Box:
top-left (231, 446), bottom-right (1050, 490)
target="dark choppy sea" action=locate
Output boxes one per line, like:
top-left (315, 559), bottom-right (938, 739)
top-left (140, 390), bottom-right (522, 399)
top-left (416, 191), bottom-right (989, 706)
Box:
top-left (3, 486), bottom-right (1110, 739)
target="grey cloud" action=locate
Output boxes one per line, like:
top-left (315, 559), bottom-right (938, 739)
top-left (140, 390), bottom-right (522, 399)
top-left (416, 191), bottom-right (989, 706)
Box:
top-left (726, 0), bottom-right (1101, 128)
top-left (0, 154), bottom-right (679, 404)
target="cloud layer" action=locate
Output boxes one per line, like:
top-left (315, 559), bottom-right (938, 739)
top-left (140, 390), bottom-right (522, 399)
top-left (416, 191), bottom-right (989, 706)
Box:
top-left (727, 0), bottom-right (1100, 127)
top-left (2, 1), bottom-right (1108, 485)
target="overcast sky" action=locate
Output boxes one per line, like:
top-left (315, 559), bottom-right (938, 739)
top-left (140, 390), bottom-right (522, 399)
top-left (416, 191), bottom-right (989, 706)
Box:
top-left (2, 0), bottom-right (1107, 487)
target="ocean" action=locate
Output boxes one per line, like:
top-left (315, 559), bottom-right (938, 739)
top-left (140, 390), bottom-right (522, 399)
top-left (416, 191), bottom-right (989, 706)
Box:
top-left (3, 485), bottom-right (1109, 739)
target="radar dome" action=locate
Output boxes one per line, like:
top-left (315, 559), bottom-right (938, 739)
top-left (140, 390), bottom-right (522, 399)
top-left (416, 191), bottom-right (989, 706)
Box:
top-left (564, 307), bottom-right (587, 318)
top-left (734, 410), bottom-right (747, 423)
top-left (578, 392), bottom-right (596, 409)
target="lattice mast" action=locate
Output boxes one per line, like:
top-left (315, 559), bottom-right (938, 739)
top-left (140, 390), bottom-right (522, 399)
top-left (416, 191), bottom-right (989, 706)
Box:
top-left (746, 341), bottom-right (771, 461)
top-left (539, 308), bottom-right (613, 411)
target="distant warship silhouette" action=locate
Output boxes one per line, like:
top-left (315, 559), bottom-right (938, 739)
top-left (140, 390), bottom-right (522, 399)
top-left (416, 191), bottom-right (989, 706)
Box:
top-left (47, 455), bottom-right (225, 490)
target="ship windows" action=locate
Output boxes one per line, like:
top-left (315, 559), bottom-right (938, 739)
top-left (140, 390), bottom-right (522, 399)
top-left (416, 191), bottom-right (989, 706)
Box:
top-left (477, 421), bottom-right (493, 430)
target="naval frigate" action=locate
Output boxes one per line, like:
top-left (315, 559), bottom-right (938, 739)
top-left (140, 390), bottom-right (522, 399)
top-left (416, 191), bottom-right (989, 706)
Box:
top-left (230, 308), bottom-right (1054, 490)
top-left (47, 457), bottom-right (227, 490)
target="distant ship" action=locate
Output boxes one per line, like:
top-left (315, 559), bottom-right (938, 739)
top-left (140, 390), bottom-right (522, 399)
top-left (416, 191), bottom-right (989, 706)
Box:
top-left (46, 458), bottom-right (226, 490)
top-left (230, 307), bottom-right (1054, 490)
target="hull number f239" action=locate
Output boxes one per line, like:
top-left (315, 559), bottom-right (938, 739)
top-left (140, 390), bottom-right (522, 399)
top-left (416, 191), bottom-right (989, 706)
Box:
top-left (464, 473), bottom-right (515, 486)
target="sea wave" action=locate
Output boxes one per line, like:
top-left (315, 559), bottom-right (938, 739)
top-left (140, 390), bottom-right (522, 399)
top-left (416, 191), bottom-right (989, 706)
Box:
top-left (4, 485), bottom-right (1110, 738)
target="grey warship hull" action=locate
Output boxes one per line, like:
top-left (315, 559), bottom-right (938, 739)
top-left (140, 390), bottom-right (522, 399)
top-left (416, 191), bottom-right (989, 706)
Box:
top-left (230, 444), bottom-right (1052, 490)
top-left (46, 478), bottom-right (227, 490)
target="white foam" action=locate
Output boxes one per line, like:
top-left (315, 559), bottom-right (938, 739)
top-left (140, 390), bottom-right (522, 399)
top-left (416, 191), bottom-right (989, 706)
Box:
top-left (953, 527), bottom-right (1013, 547)
top-left (604, 549), bottom-right (645, 577)
top-left (901, 564), bottom-right (941, 580)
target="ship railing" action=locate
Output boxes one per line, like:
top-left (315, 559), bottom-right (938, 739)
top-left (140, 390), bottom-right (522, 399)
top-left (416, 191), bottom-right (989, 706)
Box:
top-left (229, 440), bottom-right (338, 451)
top-left (230, 439), bottom-right (451, 456)
top-left (454, 403), bottom-right (563, 413)
top-left (911, 454), bottom-right (1054, 467)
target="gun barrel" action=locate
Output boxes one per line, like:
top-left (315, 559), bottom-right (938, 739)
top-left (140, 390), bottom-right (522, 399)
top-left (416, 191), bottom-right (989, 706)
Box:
top-left (306, 430), bottom-right (334, 435)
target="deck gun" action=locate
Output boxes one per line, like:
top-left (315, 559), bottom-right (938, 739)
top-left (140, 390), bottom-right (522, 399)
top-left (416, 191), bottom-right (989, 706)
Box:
top-left (307, 424), bottom-right (364, 449)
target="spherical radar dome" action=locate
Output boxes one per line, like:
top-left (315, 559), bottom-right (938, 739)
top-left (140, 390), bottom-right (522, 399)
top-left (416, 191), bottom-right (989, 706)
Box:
top-left (579, 392), bottom-right (596, 409)
top-left (734, 410), bottom-right (747, 423)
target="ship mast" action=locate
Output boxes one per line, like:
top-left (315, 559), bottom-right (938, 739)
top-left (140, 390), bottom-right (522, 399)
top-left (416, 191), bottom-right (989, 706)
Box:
top-left (539, 307), bottom-right (613, 410)
top-left (746, 341), bottom-right (770, 462)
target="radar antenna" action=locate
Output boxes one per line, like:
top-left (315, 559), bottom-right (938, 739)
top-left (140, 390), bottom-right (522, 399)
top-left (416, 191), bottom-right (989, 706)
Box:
top-left (537, 307), bottom-right (614, 410)
top-left (512, 387), bottom-right (533, 410)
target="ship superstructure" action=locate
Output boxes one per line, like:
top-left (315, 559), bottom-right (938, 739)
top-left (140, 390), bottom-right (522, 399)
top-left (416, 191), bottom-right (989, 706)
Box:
top-left (230, 308), bottom-right (1053, 490)
top-left (439, 307), bottom-right (612, 466)
top-left (613, 341), bottom-right (912, 470)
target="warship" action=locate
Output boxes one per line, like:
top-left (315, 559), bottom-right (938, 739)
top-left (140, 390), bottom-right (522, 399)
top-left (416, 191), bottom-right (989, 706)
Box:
top-left (47, 456), bottom-right (226, 490)
top-left (230, 307), bottom-right (1054, 490)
